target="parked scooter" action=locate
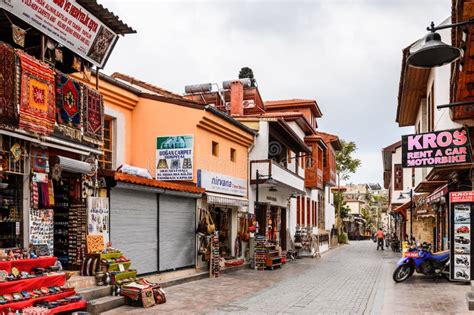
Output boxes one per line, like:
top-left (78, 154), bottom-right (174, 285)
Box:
top-left (393, 242), bottom-right (450, 283)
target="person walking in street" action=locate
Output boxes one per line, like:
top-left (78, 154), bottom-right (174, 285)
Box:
top-left (376, 228), bottom-right (384, 251)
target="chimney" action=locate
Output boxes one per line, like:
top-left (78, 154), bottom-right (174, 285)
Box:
top-left (230, 80), bottom-right (244, 116)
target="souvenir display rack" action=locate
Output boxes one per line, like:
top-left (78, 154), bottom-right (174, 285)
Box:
top-left (0, 257), bottom-right (86, 313)
top-left (0, 175), bottom-right (22, 249)
top-left (209, 235), bottom-right (220, 278)
top-left (264, 243), bottom-right (282, 270)
top-left (254, 235), bottom-right (266, 270)
top-left (84, 250), bottom-right (137, 285)
top-left (53, 178), bottom-right (87, 270)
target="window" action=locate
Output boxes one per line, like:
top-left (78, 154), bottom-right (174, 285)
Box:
top-left (99, 116), bottom-right (113, 170)
top-left (212, 141), bottom-right (219, 157)
top-left (394, 164), bottom-right (403, 191)
top-left (230, 148), bottom-right (236, 162)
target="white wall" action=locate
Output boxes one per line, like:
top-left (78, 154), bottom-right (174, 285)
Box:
top-left (324, 185), bottom-right (335, 230)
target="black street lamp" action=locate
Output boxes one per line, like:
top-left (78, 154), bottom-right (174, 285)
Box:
top-left (407, 20), bottom-right (474, 109)
top-left (398, 189), bottom-right (414, 244)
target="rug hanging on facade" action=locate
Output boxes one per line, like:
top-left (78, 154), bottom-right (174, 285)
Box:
top-left (82, 85), bottom-right (104, 145)
top-left (0, 43), bottom-right (19, 128)
top-left (55, 71), bottom-right (82, 140)
top-left (18, 51), bottom-right (55, 136)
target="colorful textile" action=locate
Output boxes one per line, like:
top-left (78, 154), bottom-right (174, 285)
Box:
top-left (0, 43), bottom-right (19, 128)
top-left (55, 71), bottom-right (82, 139)
top-left (18, 51), bottom-right (55, 136)
top-left (31, 148), bottom-right (48, 173)
top-left (83, 86), bottom-right (104, 144)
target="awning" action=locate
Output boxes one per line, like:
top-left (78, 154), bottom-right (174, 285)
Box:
top-left (205, 192), bottom-right (249, 208)
top-left (414, 181), bottom-right (448, 193)
top-left (427, 184), bottom-right (448, 203)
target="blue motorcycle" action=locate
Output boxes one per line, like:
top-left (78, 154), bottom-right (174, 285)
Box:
top-left (393, 243), bottom-right (450, 283)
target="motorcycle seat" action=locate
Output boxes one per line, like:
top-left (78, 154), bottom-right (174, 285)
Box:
top-left (431, 250), bottom-right (449, 259)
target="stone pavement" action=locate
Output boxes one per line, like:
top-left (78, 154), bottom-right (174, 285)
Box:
top-left (102, 241), bottom-right (471, 314)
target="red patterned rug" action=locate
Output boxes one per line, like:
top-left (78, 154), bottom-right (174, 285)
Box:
top-left (18, 51), bottom-right (55, 136)
top-left (56, 71), bottom-right (82, 140)
top-left (83, 86), bottom-right (104, 144)
top-left (0, 43), bottom-right (19, 128)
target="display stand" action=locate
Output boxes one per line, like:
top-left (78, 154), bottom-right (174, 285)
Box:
top-left (0, 258), bottom-right (86, 313)
top-left (209, 235), bottom-right (220, 278)
top-left (84, 251), bottom-right (137, 284)
top-left (254, 235), bottom-right (266, 270)
top-left (264, 243), bottom-right (282, 270)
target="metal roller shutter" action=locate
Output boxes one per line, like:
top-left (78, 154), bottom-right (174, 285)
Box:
top-left (159, 195), bottom-right (196, 271)
top-left (110, 188), bottom-right (157, 274)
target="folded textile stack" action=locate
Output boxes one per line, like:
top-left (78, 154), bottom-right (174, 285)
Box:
top-left (121, 279), bottom-right (166, 308)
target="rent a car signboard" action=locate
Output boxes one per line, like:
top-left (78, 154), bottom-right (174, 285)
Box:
top-left (402, 128), bottom-right (471, 168)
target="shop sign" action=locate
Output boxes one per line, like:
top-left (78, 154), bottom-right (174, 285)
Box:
top-left (449, 191), bottom-right (474, 282)
top-left (401, 128), bottom-right (471, 168)
top-left (0, 0), bottom-right (118, 67)
top-left (156, 135), bottom-right (194, 181)
top-left (426, 184), bottom-right (448, 204)
top-left (197, 170), bottom-right (246, 196)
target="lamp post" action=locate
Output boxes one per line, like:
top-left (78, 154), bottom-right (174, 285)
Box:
top-left (407, 20), bottom-right (474, 109)
top-left (398, 189), bottom-right (414, 244)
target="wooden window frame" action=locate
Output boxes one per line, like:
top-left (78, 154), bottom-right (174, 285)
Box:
top-left (212, 141), bottom-right (219, 157)
top-left (99, 116), bottom-right (113, 170)
top-left (230, 148), bottom-right (236, 162)
top-left (394, 164), bottom-right (403, 191)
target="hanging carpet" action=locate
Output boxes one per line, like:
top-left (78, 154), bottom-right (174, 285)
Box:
top-left (55, 71), bottom-right (82, 140)
top-left (83, 86), bottom-right (104, 144)
top-left (18, 51), bottom-right (55, 136)
top-left (0, 43), bottom-right (19, 128)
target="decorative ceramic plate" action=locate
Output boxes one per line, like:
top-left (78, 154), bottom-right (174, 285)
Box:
top-left (3, 294), bottom-right (13, 302)
top-left (11, 267), bottom-right (19, 277)
top-left (12, 292), bottom-right (22, 301)
top-left (40, 287), bottom-right (49, 294)
top-left (0, 270), bottom-right (7, 281)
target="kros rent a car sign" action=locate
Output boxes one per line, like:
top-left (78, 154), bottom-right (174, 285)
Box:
top-left (401, 128), bottom-right (471, 168)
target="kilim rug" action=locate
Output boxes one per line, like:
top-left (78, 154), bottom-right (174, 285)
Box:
top-left (56, 71), bottom-right (82, 140)
top-left (18, 51), bottom-right (55, 136)
top-left (0, 43), bottom-right (19, 128)
top-left (82, 86), bottom-right (104, 144)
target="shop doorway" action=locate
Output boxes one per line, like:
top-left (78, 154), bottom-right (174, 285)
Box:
top-left (0, 174), bottom-right (23, 249)
top-left (280, 208), bottom-right (287, 250)
top-left (255, 203), bottom-right (267, 236)
top-left (209, 206), bottom-right (234, 258)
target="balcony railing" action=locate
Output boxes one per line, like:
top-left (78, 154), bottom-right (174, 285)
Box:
top-left (250, 159), bottom-right (305, 193)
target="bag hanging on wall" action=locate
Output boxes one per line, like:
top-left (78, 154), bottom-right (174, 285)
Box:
top-left (196, 208), bottom-right (208, 236)
top-left (206, 211), bottom-right (215, 234)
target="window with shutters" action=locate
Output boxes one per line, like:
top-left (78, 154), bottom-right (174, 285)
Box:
top-left (394, 164), bottom-right (403, 191)
top-left (99, 116), bottom-right (113, 170)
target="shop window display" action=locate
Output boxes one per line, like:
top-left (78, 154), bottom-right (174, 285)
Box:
top-left (0, 175), bottom-right (23, 249)
top-left (209, 207), bottom-right (232, 258)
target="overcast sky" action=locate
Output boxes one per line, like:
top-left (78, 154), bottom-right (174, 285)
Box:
top-left (100, 0), bottom-right (450, 185)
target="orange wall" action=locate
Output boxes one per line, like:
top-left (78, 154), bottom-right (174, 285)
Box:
top-left (130, 98), bottom-right (251, 182)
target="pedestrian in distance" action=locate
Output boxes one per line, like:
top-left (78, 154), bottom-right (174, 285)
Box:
top-left (376, 228), bottom-right (384, 251)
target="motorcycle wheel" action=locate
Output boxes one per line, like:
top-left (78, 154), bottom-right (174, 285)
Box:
top-left (393, 264), bottom-right (413, 283)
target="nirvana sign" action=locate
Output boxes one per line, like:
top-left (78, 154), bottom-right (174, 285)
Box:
top-left (402, 128), bottom-right (471, 168)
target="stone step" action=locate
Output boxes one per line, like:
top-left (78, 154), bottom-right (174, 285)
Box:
top-left (87, 295), bottom-right (125, 315)
top-left (66, 275), bottom-right (96, 290)
top-left (77, 285), bottom-right (112, 301)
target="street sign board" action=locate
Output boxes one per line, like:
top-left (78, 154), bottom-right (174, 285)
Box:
top-left (450, 191), bottom-right (474, 281)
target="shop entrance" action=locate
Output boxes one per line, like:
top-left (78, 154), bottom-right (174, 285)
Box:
top-left (209, 206), bottom-right (234, 258)
top-left (255, 203), bottom-right (267, 236)
top-left (0, 175), bottom-right (23, 249)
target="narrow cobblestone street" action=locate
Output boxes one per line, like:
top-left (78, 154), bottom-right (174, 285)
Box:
top-left (104, 241), bottom-right (471, 314)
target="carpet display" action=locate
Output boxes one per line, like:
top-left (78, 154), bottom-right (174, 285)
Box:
top-left (0, 43), bottom-right (19, 128)
top-left (18, 51), bottom-right (55, 136)
top-left (55, 71), bottom-right (82, 140)
top-left (82, 86), bottom-right (104, 144)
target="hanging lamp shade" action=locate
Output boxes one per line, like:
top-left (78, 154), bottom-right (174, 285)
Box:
top-left (407, 32), bottom-right (461, 68)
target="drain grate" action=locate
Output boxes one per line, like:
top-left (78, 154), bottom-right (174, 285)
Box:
top-left (217, 305), bottom-right (249, 312)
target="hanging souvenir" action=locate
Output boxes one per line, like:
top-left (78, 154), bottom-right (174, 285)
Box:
top-left (11, 24), bottom-right (26, 47)
top-left (51, 163), bottom-right (62, 181)
top-left (31, 148), bottom-right (48, 173)
top-left (44, 38), bottom-right (56, 63)
top-left (55, 48), bottom-right (63, 63)
top-left (83, 65), bottom-right (92, 81)
top-left (72, 56), bottom-right (82, 71)
top-left (10, 143), bottom-right (21, 162)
